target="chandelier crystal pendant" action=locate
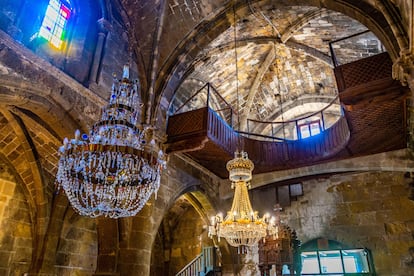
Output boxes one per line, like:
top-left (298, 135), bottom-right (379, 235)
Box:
top-left (56, 65), bottom-right (166, 218)
top-left (209, 151), bottom-right (269, 247)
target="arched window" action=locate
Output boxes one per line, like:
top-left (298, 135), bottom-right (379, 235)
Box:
top-left (38, 0), bottom-right (72, 48)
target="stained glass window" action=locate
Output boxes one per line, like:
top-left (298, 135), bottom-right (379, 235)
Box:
top-left (39, 0), bottom-right (71, 48)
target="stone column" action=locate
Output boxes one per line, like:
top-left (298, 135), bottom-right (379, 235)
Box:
top-left (392, 50), bottom-right (414, 149)
top-left (34, 192), bottom-right (69, 275)
top-left (94, 217), bottom-right (119, 276)
top-left (89, 18), bottom-right (110, 84)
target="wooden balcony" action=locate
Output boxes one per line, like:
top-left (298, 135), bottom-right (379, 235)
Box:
top-left (166, 53), bottom-right (408, 179)
top-left (166, 107), bottom-right (350, 178)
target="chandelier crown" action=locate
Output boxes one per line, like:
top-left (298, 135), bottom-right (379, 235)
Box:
top-left (226, 150), bottom-right (254, 182)
top-left (57, 65), bottom-right (166, 218)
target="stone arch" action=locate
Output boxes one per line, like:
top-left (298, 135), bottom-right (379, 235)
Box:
top-left (0, 111), bottom-right (43, 219)
top-left (0, 110), bottom-right (53, 272)
top-left (0, 77), bottom-right (100, 133)
top-left (148, 187), bottom-right (230, 275)
top-left (0, 68), bottom-right (92, 273)
top-left (280, 8), bottom-right (331, 43)
top-left (0, 82), bottom-right (86, 214)
top-left (153, 0), bottom-right (407, 127)
top-left (0, 157), bottom-right (33, 275)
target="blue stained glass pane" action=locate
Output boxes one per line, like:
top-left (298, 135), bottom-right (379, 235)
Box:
top-left (55, 28), bottom-right (63, 37)
top-left (50, 0), bottom-right (60, 9)
top-left (50, 37), bottom-right (62, 48)
top-left (38, 0), bottom-right (71, 48)
top-left (39, 28), bottom-right (51, 39)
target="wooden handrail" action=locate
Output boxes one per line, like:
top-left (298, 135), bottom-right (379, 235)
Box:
top-left (172, 82), bottom-right (235, 117)
top-left (247, 95), bottom-right (340, 125)
top-left (175, 246), bottom-right (217, 276)
top-left (174, 83), bottom-right (210, 114)
top-left (246, 95), bottom-right (342, 141)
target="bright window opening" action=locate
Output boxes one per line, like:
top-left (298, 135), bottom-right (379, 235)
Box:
top-left (301, 249), bottom-right (372, 275)
top-left (39, 0), bottom-right (71, 48)
top-left (298, 119), bottom-right (322, 139)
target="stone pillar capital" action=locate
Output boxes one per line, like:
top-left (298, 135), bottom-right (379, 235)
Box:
top-left (392, 49), bottom-right (414, 87)
top-left (97, 18), bottom-right (111, 34)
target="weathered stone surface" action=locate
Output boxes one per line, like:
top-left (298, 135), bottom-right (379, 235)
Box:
top-left (0, 0), bottom-right (413, 275)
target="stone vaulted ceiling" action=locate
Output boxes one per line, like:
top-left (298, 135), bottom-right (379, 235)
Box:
top-left (0, 0), bottom-right (406, 186)
top-left (174, 6), bottom-right (371, 126)
top-left (117, 0), bottom-right (387, 138)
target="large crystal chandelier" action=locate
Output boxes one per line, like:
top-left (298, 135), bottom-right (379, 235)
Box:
top-left (56, 65), bottom-right (166, 218)
top-left (209, 151), bottom-right (269, 247)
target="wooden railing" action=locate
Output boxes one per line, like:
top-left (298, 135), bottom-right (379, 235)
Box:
top-left (245, 95), bottom-right (342, 141)
top-left (166, 106), bottom-right (350, 176)
top-left (176, 247), bottom-right (218, 276)
top-left (328, 30), bottom-right (386, 67)
top-left (205, 107), bottom-right (350, 167)
top-left (170, 82), bottom-right (235, 127)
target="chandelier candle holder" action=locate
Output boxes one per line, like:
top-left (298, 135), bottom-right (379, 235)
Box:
top-left (57, 65), bottom-right (166, 218)
top-left (209, 151), bottom-right (269, 247)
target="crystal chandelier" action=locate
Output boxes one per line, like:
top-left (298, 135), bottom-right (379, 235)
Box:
top-left (56, 65), bottom-right (166, 218)
top-left (209, 151), bottom-right (269, 247)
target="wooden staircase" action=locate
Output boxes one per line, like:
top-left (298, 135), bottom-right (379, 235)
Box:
top-left (176, 247), bottom-right (221, 276)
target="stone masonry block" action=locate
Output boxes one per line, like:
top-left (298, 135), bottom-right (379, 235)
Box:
top-left (384, 222), bottom-right (410, 235)
top-left (0, 180), bottom-right (15, 196)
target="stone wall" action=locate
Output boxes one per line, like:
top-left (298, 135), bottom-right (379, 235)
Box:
top-left (282, 171), bottom-right (414, 275)
top-left (150, 192), bottom-right (214, 275)
top-left (0, 165), bottom-right (32, 276)
top-left (55, 211), bottom-right (97, 275)
top-left (218, 171), bottom-right (414, 275)
top-left (168, 206), bottom-right (205, 274)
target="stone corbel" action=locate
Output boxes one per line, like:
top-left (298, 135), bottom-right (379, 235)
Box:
top-left (97, 18), bottom-right (112, 34)
top-left (89, 18), bottom-right (112, 84)
top-left (392, 49), bottom-right (414, 87)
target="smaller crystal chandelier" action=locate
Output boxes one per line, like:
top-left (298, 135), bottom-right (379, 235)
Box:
top-left (209, 151), bottom-right (269, 247)
top-left (208, 4), bottom-right (270, 248)
top-left (56, 65), bottom-right (166, 218)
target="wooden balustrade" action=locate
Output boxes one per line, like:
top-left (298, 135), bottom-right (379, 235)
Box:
top-left (166, 107), bottom-right (350, 177)
top-left (175, 246), bottom-right (218, 276)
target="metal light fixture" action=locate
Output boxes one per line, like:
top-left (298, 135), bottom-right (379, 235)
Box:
top-left (56, 65), bottom-right (166, 218)
top-left (209, 151), bottom-right (269, 247)
top-left (208, 4), bottom-right (270, 248)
